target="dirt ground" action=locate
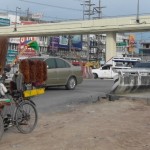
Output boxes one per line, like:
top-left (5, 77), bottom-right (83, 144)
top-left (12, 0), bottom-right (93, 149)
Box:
top-left (0, 98), bottom-right (150, 150)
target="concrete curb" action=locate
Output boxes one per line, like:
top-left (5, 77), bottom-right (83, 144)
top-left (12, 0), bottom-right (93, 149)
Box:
top-left (106, 92), bottom-right (150, 105)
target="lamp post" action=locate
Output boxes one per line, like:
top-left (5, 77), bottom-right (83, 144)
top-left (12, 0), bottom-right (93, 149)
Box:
top-left (136, 0), bottom-right (140, 23)
top-left (14, 7), bottom-right (21, 32)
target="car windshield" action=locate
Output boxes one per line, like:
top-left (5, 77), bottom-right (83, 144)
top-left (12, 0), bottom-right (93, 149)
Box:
top-left (133, 62), bottom-right (150, 68)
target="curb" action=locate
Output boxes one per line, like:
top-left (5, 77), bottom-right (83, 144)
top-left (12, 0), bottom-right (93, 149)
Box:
top-left (106, 93), bottom-right (150, 105)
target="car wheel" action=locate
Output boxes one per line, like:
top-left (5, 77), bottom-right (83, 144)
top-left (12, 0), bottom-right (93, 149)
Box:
top-left (93, 73), bottom-right (98, 79)
top-left (65, 77), bottom-right (76, 90)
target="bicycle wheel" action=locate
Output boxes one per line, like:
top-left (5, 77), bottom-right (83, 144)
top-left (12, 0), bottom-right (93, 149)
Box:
top-left (14, 101), bottom-right (38, 134)
top-left (0, 115), bottom-right (4, 140)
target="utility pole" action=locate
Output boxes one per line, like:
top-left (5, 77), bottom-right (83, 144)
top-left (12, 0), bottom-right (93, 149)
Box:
top-left (93, 0), bottom-right (105, 64)
top-left (93, 0), bottom-right (105, 19)
top-left (81, 0), bottom-right (94, 20)
top-left (81, 0), bottom-right (95, 61)
top-left (80, 1), bottom-right (105, 62)
top-left (14, 7), bottom-right (21, 32)
top-left (68, 35), bottom-right (72, 58)
top-left (27, 8), bottom-right (30, 21)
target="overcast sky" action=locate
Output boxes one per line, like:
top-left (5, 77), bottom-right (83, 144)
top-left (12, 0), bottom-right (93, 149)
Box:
top-left (0, 0), bottom-right (150, 21)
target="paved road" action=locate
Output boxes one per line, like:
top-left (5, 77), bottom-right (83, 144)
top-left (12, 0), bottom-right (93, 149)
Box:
top-left (33, 79), bottom-right (114, 114)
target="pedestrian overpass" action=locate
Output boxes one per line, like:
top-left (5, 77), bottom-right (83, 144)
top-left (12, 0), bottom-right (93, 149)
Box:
top-left (0, 15), bottom-right (150, 61)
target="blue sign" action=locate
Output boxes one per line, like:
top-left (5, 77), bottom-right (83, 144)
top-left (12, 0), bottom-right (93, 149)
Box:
top-left (6, 49), bottom-right (18, 64)
top-left (0, 18), bottom-right (10, 26)
top-left (58, 35), bottom-right (82, 51)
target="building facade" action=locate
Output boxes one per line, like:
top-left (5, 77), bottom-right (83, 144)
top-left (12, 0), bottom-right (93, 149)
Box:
top-left (0, 12), bottom-right (132, 65)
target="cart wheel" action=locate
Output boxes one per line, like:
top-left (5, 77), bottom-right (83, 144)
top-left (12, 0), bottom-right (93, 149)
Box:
top-left (15, 101), bottom-right (38, 134)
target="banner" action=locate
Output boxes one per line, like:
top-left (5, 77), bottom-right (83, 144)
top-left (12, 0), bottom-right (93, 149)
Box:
top-left (19, 37), bottom-right (37, 57)
top-left (50, 35), bottom-right (82, 51)
top-left (128, 34), bottom-right (136, 53)
top-left (49, 36), bottom-right (59, 51)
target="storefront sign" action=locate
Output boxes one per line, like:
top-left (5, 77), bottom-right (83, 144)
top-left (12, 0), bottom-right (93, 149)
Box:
top-left (0, 18), bottom-right (10, 26)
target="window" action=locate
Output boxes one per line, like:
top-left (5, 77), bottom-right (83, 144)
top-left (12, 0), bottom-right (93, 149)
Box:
top-left (102, 65), bottom-right (110, 70)
top-left (45, 58), bottom-right (56, 69)
top-left (55, 58), bottom-right (70, 68)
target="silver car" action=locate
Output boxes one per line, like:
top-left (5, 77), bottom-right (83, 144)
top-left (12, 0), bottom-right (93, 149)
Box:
top-left (29, 56), bottom-right (83, 90)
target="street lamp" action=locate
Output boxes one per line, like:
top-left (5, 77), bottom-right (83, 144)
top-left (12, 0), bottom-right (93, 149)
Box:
top-left (136, 0), bottom-right (140, 23)
top-left (14, 7), bottom-right (21, 32)
top-left (136, 0), bottom-right (146, 24)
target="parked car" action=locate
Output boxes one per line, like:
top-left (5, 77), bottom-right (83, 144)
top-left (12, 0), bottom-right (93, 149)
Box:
top-left (27, 56), bottom-right (83, 90)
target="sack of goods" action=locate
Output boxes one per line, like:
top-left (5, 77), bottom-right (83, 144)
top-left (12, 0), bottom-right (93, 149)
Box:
top-left (19, 59), bottom-right (47, 86)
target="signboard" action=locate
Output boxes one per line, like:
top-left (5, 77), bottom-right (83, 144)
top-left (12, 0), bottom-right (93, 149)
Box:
top-left (116, 42), bottom-right (127, 46)
top-left (71, 35), bottom-right (82, 51)
top-left (32, 13), bottom-right (43, 19)
top-left (128, 34), bottom-right (136, 53)
top-left (49, 36), bottom-right (59, 51)
top-left (6, 49), bottom-right (18, 64)
top-left (20, 37), bottom-right (36, 44)
top-left (49, 35), bottom-right (82, 51)
top-left (0, 18), bottom-right (10, 26)
top-left (9, 38), bottom-right (20, 44)
top-left (19, 37), bottom-right (37, 57)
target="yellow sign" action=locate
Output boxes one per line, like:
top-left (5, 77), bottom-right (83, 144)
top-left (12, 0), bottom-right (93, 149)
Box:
top-left (128, 35), bottom-right (135, 53)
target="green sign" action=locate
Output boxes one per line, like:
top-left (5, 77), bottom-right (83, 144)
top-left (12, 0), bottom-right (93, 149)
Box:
top-left (0, 18), bottom-right (10, 26)
top-left (116, 42), bottom-right (127, 46)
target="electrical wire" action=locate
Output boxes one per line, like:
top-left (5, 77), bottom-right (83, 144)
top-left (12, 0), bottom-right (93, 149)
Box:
top-left (19, 0), bottom-right (82, 11)
top-left (0, 8), bottom-right (79, 21)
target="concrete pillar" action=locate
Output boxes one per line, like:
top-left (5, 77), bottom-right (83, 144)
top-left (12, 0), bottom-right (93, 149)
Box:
top-left (106, 32), bottom-right (117, 61)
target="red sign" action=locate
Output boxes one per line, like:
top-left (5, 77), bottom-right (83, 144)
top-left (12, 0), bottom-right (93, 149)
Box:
top-left (20, 37), bottom-right (36, 44)
top-left (19, 37), bottom-right (37, 57)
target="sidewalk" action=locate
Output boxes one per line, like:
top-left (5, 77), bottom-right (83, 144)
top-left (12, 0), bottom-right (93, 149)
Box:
top-left (1, 97), bottom-right (150, 150)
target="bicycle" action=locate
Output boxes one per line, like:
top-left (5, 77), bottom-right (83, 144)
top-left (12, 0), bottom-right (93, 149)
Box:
top-left (0, 90), bottom-right (38, 140)
top-left (0, 68), bottom-right (45, 140)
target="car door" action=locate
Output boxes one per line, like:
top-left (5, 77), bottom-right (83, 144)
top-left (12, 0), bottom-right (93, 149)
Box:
top-left (55, 58), bottom-right (71, 85)
top-left (101, 65), bottom-right (112, 78)
top-left (45, 58), bottom-right (58, 86)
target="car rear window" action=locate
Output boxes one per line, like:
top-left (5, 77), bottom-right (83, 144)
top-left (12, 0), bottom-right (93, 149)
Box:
top-left (56, 58), bottom-right (70, 68)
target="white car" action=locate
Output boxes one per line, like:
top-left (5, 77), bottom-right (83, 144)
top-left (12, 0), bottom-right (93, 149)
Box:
top-left (92, 64), bottom-right (130, 79)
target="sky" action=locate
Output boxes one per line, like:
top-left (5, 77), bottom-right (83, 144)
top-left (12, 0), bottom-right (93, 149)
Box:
top-left (1, 0), bottom-right (150, 21)
top-left (0, 0), bottom-right (150, 42)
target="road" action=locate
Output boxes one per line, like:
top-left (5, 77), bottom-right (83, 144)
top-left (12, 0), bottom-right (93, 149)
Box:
top-left (33, 79), bottom-right (114, 114)
top-left (2, 79), bottom-right (150, 150)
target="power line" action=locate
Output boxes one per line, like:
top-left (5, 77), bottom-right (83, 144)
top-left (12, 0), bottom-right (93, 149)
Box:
top-left (0, 8), bottom-right (79, 21)
top-left (19, 0), bottom-right (82, 11)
